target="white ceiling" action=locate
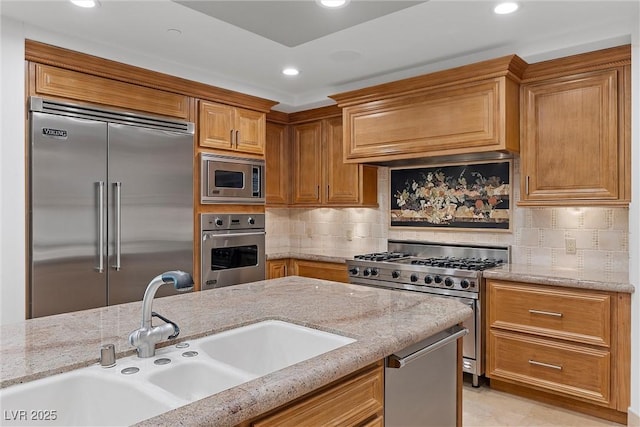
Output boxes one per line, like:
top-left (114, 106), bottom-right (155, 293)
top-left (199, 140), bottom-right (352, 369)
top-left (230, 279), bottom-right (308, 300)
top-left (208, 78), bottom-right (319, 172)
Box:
top-left (1, 0), bottom-right (638, 112)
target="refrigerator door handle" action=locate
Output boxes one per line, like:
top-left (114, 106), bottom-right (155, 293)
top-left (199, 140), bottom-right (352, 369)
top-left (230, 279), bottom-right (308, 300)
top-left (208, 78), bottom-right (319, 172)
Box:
top-left (112, 182), bottom-right (122, 271)
top-left (96, 181), bottom-right (105, 273)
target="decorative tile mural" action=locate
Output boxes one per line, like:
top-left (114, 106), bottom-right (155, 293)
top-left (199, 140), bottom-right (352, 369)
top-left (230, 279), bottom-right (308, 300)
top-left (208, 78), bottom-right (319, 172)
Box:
top-left (390, 161), bottom-right (511, 230)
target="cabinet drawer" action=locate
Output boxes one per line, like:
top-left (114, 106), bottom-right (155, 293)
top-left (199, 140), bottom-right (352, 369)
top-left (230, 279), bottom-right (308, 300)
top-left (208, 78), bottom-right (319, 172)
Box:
top-left (488, 281), bottom-right (611, 347)
top-left (252, 364), bottom-right (383, 427)
top-left (488, 330), bottom-right (611, 406)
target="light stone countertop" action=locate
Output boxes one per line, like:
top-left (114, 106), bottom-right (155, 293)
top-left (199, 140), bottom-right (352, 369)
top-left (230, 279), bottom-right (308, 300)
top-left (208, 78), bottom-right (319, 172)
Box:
top-left (483, 263), bottom-right (634, 293)
top-left (0, 276), bottom-right (472, 426)
top-left (267, 251), bottom-right (355, 264)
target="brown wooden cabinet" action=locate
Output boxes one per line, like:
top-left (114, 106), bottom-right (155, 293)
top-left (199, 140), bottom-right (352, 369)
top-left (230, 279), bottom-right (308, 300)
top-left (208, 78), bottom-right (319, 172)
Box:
top-left (199, 100), bottom-right (265, 156)
top-left (289, 259), bottom-right (349, 283)
top-left (31, 64), bottom-right (191, 120)
top-left (291, 117), bottom-right (377, 206)
top-left (330, 54), bottom-right (526, 163)
top-left (266, 259), bottom-right (288, 279)
top-left (267, 258), bottom-right (348, 283)
top-left (519, 45), bottom-right (630, 206)
top-left (265, 122), bottom-right (289, 205)
top-left (243, 362), bottom-right (384, 427)
top-left (486, 279), bottom-right (630, 424)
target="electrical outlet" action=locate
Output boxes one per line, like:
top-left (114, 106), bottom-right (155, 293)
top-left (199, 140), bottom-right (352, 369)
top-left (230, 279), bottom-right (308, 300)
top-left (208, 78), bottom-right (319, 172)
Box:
top-left (346, 230), bottom-right (353, 241)
top-left (565, 237), bottom-right (577, 255)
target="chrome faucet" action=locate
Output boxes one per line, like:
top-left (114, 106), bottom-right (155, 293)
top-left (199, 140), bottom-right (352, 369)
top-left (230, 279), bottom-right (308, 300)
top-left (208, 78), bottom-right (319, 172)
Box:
top-left (129, 270), bottom-right (194, 358)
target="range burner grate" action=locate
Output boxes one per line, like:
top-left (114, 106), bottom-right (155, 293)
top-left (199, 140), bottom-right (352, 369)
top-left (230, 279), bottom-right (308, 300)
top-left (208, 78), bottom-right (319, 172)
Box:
top-left (353, 252), bottom-right (409, 262)
top-left (408, 257), bottom-right (503, 271)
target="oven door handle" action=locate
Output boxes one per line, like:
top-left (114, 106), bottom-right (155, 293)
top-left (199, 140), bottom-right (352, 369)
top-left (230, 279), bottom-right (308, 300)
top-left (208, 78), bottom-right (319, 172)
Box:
top-left (203, 231), bottom-right (266, 240)
top-left (387, 325), bottom-right (468, 369)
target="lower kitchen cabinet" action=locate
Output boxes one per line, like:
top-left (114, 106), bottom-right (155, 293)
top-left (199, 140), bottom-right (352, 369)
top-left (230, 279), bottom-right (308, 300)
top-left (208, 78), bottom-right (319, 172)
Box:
top-left (290, 259), bottom-right (349, 283)
top-left (240, 361), bottom-right (384, 427)
top-left (266, 259), bottom-right (288, 279)
top-left (486, 279), bottom-right (631, 424)
top-left (267, 258), bottom-right (349, 283)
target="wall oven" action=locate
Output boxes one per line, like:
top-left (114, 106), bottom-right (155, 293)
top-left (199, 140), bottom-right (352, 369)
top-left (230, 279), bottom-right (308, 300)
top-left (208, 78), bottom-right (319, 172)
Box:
top-left (201, 153), bottom-right (265, 204)
top-left (201, 213), bottom-right (266, 290)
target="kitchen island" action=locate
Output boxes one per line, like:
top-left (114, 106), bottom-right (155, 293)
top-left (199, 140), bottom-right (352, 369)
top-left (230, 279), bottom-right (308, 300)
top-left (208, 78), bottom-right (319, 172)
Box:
top-left (0, 276), bottom-right (472, 426)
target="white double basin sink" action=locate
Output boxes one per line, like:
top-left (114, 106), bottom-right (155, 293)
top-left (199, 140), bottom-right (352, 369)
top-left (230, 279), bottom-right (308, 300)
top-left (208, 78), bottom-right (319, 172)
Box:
top-left (0, 320), bottom-right (355, 426)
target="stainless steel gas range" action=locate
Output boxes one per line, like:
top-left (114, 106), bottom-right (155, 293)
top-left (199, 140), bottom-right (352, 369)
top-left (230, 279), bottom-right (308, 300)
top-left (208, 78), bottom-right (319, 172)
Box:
top-left (347, 240), bottom-right (510, 387)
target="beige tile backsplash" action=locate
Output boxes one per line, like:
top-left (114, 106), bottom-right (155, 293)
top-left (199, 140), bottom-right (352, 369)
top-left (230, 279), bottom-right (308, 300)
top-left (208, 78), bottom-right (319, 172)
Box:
top-left (266, 160), bottom-right (629, 274)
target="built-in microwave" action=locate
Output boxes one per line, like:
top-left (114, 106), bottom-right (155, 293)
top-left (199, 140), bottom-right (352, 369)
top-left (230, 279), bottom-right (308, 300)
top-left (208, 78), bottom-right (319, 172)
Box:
top-left (201, 153), bottom-right (265, 204)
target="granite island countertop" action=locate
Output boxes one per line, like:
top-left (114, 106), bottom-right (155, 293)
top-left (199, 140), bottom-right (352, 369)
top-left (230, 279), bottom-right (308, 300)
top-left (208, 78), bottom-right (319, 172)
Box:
top-left (483, 263), bottom-right (635, 293)
top-left (0, 276), bottom-right (472, 426)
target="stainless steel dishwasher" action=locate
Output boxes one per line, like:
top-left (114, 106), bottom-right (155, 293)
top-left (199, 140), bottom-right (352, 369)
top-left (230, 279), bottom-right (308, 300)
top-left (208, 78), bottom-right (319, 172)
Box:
top-left (385, 325), bottom-right (468, 427)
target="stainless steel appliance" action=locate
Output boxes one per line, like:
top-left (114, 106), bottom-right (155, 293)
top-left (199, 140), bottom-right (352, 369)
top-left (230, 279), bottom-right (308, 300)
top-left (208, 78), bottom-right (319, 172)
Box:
top-left (201, 213), bottom-right (266, 289)
top-left (200, 153), bottom-right (265, 204)
top-left (29, 96), bottom-right (194, 318)
top-left (347, 240), bottom-right (509, 387)
top-left (386, 325), bottom-right (467, 426)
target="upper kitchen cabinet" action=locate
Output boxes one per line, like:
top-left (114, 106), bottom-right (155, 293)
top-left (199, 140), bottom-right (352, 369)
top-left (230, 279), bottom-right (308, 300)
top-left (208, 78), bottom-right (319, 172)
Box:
top-left (519, 45), bottom-right (631, 206)
top-left (265, 113), bottom-right (290, 206)
top-left (329, 54), bottom-right (527, 163)
top-left (290, 107), bottom-right (378, 207)
top-left (199, 100), bottom-right (266, 157)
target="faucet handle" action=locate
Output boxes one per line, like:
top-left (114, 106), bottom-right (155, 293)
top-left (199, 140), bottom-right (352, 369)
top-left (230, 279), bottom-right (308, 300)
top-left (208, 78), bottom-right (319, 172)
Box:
top-left (161, 270), bottom-right (194, 291)
top-left (152, 312), bottom-right (181, 339)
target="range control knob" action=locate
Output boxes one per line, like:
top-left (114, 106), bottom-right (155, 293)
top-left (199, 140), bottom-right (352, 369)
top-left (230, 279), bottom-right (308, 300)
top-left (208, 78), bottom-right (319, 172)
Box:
top-left (349, 267), bottom-right (359, 276)
top-left (424, 275), bottom-right (433, 284)
top-left (410, 274), bottom-right (419, 283)
top-left (363, 268), bottom-right (372, 277)
top-left (460, 279), bottom-right (471, 289)
top-left (434, 275), bottom-right (443, 284)
top-left (248, 217), bottom-right (255, 225)
top-left (391, 270), bottom-right (400, 279)
top-left (371, 268), bottom-right (379, 277)
top-left (444, 277), bottom-right (454, 287)
top-left (214, 217), bottom-right (223, 227)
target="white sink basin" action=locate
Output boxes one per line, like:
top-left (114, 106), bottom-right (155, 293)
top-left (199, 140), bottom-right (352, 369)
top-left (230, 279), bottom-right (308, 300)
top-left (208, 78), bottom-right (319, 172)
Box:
top-left (0, 320), bottom-right (355, 426)
top-left (198, 320), bottom-right (356, 375)
top-left (147, 361), bottom-right (254, 402)
top-left (0, 370), bottom-right (174, 426)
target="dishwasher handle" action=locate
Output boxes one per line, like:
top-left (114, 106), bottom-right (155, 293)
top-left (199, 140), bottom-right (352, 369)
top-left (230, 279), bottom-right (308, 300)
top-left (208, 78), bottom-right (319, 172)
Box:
top-left (387, 325), bottom-right (468, 369)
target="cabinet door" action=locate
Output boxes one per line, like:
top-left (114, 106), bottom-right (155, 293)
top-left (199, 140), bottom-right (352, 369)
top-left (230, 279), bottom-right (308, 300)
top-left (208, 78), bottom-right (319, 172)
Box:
top-left (521, 70), bottom-right (619, 203)
top-left (325, 117), bottom-right (361, 204)
top-left (235, 107), bottom-right (265, 155)
top-left (488, 329), bottom-right (611, 406)
top-left (265, 122), bottom-right (289, 205)
top-left (290, 259), bottom-right (348, 283)
top-left (199, 100), bottom-right (234, 150)
top-left (343, 79), bottom-right (510, 162)
top-left (251, 363), bottom-right (383, 427)
top-left (267, 259), bottom-right (288, 279)
top-left (292, 122), bottom-right (322, 204)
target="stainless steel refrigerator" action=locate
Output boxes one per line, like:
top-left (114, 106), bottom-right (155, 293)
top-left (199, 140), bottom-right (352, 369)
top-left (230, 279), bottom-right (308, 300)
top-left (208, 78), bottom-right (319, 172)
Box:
top-left (28, 97), bottom-right (194, 318)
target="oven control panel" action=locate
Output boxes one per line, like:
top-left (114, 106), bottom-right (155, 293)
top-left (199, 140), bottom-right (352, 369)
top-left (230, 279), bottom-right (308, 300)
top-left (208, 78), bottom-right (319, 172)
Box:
top-left (346, 261), bottom-right (480, 293)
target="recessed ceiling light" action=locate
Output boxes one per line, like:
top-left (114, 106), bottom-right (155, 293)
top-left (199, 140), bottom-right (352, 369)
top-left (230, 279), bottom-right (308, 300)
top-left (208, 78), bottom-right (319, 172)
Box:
top-left (316, 0), bottom-right (350, 9)
top-left (70, 0), bottom-right (100, 8)
top-left (494, 2), bottom-right (518, 14)
top-left (282, 67), bottom-right (300, 77)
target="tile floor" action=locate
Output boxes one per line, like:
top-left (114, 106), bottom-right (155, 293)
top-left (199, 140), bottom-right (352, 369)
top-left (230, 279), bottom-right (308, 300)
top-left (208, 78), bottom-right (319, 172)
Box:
top-left (463, 382), bottom-right (622, 426)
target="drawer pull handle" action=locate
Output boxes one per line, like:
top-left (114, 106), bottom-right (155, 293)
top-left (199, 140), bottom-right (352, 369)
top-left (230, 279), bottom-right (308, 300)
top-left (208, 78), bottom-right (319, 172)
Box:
top-left (528, 309), bottom-right (563, 317)
top-left (529, 359), bottom-right (563, 370)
